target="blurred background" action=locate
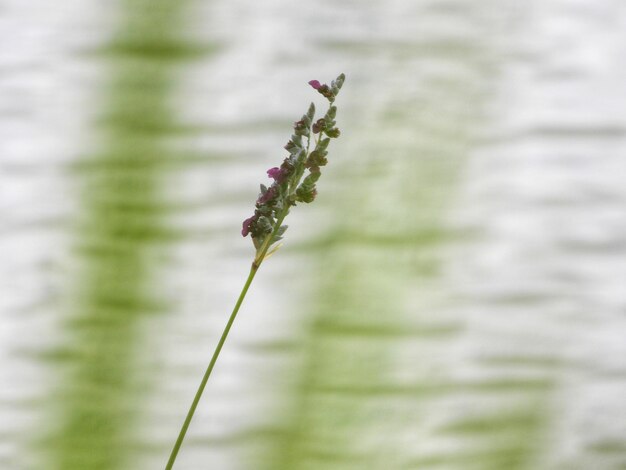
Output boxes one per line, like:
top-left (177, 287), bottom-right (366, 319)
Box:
top-left (2, 0), bottom-right (626, 469)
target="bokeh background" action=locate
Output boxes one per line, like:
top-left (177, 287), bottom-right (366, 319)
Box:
top-left (2, 1), bottom-right (626, 469)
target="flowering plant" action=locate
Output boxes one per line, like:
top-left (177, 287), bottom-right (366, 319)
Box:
top-left (242, 73), bottom-right (345, 268)
top-left (165, 73), bottom-right (346, 469)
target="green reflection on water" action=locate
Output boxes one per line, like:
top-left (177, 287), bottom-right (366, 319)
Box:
top-left (257, 28), bottom-right (555, 470)
top-left (44, 1), bottom-right (206, 469)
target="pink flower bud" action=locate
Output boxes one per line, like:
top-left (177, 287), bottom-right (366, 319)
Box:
top-left (267, 167), bottom-right (282, 180)
top-left (308, 80), bottom-right (322, 90)
top-left (257, 186), bottom-right (277, 205)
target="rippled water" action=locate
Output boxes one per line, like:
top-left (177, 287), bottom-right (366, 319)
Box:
top-left (1, 1), bottom-right (625, 469)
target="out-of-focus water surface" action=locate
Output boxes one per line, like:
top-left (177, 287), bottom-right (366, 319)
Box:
top-left (1, 1), bottom-right (626, 469)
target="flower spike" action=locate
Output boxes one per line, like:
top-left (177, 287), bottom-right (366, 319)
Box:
top-left (166, 74), bottom-right (346, 470)
top-left (242, 74), bottom-right (346, 266)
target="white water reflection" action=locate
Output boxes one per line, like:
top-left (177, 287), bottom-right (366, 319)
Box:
top-left (0, 1), bottom-right (109, 468)
top-left (1, 1), bottom-right (626, 469)
top-left (449, 3), bottom-right (626, 466)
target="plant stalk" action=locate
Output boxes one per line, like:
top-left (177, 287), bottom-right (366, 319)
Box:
top-left (165, 211), bottom-right (287, 470)
top-left (164, 264), bottom-right (258, 470)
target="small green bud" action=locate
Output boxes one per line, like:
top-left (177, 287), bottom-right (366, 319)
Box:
top-left (256, 216), bottom-right (273, 234)
top-left (306, 102), bottom-right (315, 122)
top-left (284, 140), bottom-right (296, 152)
top-left (293, 119), bottom-right (309, 137)
top-left (295, 184), bottom-right (317, 203)
top-left (334, 73), bottom-right (345, 90)
top-left (296, 148), bottom-right (307, 164)
top-left (303, 170), bottom-right (320, 185)
top-left (291, 134), bottom-right (303, 147)
top-left (317, 137), bottom-right (330, 151)
top-left (325, 128), bottom-right (341, 138)
top-left (307, 150), bottom-right (328, 167)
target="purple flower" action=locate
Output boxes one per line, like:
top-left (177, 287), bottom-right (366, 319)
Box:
top-left (308, 80), bottom-right (322, 90)
top-left (268, 165), bottom-right (292, 184)
top-left (267, 167), bottom-right (282, 180)
top-left (257, 186), bottom-right (276, 205)
top-left (242, 215), bottom-right (256, 237)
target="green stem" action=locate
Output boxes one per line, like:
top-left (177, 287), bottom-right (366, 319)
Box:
top-left (166, 105), bottom-right (320, 468)
top-left (165, 210), bottom-right (288, 470)
top-left (165, 264), bottom-right (258, 470)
